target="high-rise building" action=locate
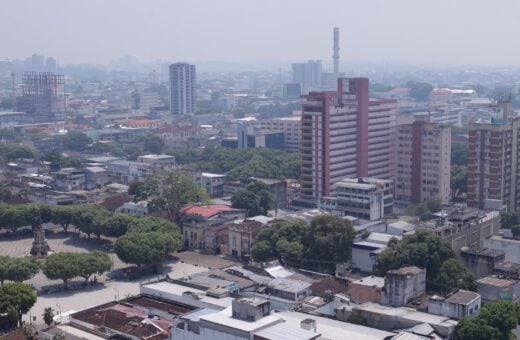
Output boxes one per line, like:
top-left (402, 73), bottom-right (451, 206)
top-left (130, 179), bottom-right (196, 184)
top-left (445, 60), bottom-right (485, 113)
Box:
top-left (299, 78), bottom-right (396, 202)
top-left (292, 60), bottom-right (322, 94)
top-left (17, 72), bottom-right (65, 121)
top-left (31, 54), bottom-right (44, 71)
top-left (45, 57), bottom-right (57, 72)
top-left (467, 98), bottom-right (520, 211)
top-left (261, 116), bottom-right (301, 153)
top-left (395, 114), bottom-right (451, 204)
top-left (169, 63), bottom-right (196, 115)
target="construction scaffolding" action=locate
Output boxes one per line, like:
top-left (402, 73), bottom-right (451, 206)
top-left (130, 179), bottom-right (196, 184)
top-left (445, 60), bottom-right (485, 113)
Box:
top-left (18, 72), bottom-right (65, 120)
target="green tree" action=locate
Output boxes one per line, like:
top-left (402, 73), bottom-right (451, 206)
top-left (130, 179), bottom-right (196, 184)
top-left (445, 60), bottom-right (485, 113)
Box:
top-left (43, 307), bottom-right (54, 328)
top-left (231, 190), bottom-right (261, 217)
top-left (500, 212), bottom-right (519, 229)
top-left (306, 215), bottom-right (356, 263)
top-left (21, 203), bottom-right (52, 231)
top-left (405, 198), bottom-right (442, 221)
top-left (72, 206), bottom-right (108, 239)
top-left (451, 165), bottom-right (467, 193)
top-left (52, 333), bottom-right (66, 340)
top-left (77, 252), bottom-right (111, 283)
top-left (0, 283), bottom-right (37, 327)
top-left (252, 220), bottom-right (309, 262)
top-left (437, 258), bottom-right (476, 293)
top-left (0, 205), bottom-right (27, 233)
top-left (0, 182), bottom-right (12, 202)
top-left (115, 231), bottom-right (180, 269)
top-left (245, 181), bottom-right (273, 214)
top-left (511, 225), bottom-right (520, 240)
top-left (6, 258), bottom-right (40, 283)
top-left (479, 300), bottom-right (518, 339)
top-left (377, 230), bottom-right (455, 290)
top-left (455, 317), bottom-right (501, 340)
top-left (127, 216), bottom-right (180, 234)
top-left (408, 81), bottom-right (433, 101)
top-left (43, 252), bottom-right (80, 289)
top-left (0, 256), bottom-right (11, 285)
top-left (42, 149), bottom-right (64, 171)
top-left (451, 142), bottom-right (468, 166)
top-left (104, 213), bottom-right (136, 237)
top-left (51, 205), bottom-right (78, 233)
top-left (61, 131), bottom-right (92, 151)
top-left (142, 134), bottom-right (164, 154)
top-left (136, 170), bottom-right (209, 222)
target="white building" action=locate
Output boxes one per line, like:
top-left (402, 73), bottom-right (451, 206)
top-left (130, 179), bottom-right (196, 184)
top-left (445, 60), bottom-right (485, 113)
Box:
top-left (319, 178), bottom-right (394, 221)
top-left (484, 235), bottom-right (520, 264)
top-left (292, 60), bottom-right (322, 94)
top-left (260, 116), bottom-right (301, 153)
top-left (428, 290), bottom-right (481, 320)
top-left (170, 62), bottom-right (196, 115)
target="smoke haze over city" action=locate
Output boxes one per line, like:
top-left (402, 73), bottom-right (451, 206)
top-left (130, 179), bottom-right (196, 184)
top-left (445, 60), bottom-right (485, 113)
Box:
top-left (2, 0), bottom-right (520, 67)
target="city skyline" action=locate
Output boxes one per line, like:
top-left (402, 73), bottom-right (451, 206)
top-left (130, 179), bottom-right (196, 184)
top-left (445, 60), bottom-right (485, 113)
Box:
top-left (2, 0), bottom-right (520, 67)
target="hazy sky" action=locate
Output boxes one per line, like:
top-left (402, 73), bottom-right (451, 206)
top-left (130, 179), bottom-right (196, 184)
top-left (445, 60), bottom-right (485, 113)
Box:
top-left (2, 0), bottom-right (520, 67)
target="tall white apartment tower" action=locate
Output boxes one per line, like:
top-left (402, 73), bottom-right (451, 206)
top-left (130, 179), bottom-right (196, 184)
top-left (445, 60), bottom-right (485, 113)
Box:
top-left (169, 62), bottom-right (196, 115)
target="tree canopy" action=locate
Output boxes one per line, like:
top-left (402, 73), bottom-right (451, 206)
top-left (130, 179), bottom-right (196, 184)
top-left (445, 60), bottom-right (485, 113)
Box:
top-left (407, 81), bottom-right (433, 101)
top-left (377, 230), bottom-right (475, 292)
top-left (0, 256), bottom-right (40, 285)
top-left (135, 170), bottom-right (209, 222)
top-left (43, 252), bottom-right (81, 289)
top-left (167, 147), bottom-right (300, 180)
top-left (405, 198), bottom-right (442, 221)
top-left (61, 131), bottom-right (92, 151)
top-left (252, 215), bottom-right (356, 270)
top-left (0, 283), bottom-right (37, 327)
top-left (43, 252), bottom-right (112, 288)
top-left (456, 300), bottom-right (518, 340)
top-left (115, 231), bottom-right (179, 269)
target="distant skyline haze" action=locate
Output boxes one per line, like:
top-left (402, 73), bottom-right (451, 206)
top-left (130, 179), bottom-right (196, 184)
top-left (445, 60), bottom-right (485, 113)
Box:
top-left (2, 0), bottom-right (520, 67)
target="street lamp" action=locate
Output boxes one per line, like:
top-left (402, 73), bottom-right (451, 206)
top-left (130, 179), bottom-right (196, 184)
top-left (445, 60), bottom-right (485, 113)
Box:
top-left (56, 302), bottom-right (62, 324)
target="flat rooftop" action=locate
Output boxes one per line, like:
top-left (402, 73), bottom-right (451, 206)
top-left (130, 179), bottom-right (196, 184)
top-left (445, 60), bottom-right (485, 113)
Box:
top-left (141, 281), bottom-right (234, 308)
top-left (477, 276), bottom-right (518, 287)
top-left (277, 310), bottom-right (394, 340)
top-left (200, 306), bottom-right (280, 332)
top-left (352, 276), bottom-right (385, 288)
top-left (355, 302), bottom-right (457, 328)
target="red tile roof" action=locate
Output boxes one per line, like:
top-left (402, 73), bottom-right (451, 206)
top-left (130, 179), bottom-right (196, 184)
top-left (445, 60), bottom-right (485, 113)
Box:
top-left (181, 204), bottom-right (238, 218)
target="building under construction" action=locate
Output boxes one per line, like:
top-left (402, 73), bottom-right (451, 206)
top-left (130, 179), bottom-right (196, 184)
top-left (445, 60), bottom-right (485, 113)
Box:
top-left (17, 72), bottom-right (65, 121)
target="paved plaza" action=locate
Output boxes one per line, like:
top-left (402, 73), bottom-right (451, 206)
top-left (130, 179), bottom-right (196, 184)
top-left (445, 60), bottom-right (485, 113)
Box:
top-left (0, 225), bottom-right (232, 324)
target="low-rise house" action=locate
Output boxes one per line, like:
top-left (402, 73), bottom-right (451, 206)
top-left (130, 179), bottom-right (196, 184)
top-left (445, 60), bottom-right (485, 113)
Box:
top-left (484, 234), bottom-right (520, 264)
top-left (381, 266), bottom-right (426, 307)
top-left (181, 204), bottom-right (246, 250)
top-left (350, 276), bottom-right (385, 304)
top-left (137, 154), bottom-right (176, 170)
top-left (351, 241), bottom-right (386, 273)
top-left (194, 172), bottom-right (226, 198)
top-left (85, 166), bottom-right (109, 189)
top-left (54, 168), bottom-right (86, 191)
top-left (172, 272), bottom-right (240, 296)
top-left (224, 177), bottom-right (288, 209)
top-left (428, 290), bottom-right (481, 319)
top-left (319, 178), bottom-right (394, 220)
top-left (116, 201), bottom-right (149, 216)
top-left (228, 219), bottom-right (264, 259)
top-left (477, 276), bottom-right (520, 302)
top-left (267, 278), bottom-right (312, 301)
top-left (337, 302), bottom-right (457, 339)
top-left (386, 220), bottom-right (416, 236)
top-left (107, 160), bottom-right (155, 184)
top-left (69, 295), bottom-right (196, 339)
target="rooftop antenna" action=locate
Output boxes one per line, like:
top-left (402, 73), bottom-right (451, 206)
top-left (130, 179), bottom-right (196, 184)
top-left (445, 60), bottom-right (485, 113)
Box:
top-left (333, 27), bottom-right (340, 77)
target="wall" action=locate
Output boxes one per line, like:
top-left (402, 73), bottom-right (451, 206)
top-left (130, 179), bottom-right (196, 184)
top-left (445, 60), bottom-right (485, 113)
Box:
top-left (350, 283), bottom-right (382, 304)
top-left (484, 237), bottom-right (520, 264)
